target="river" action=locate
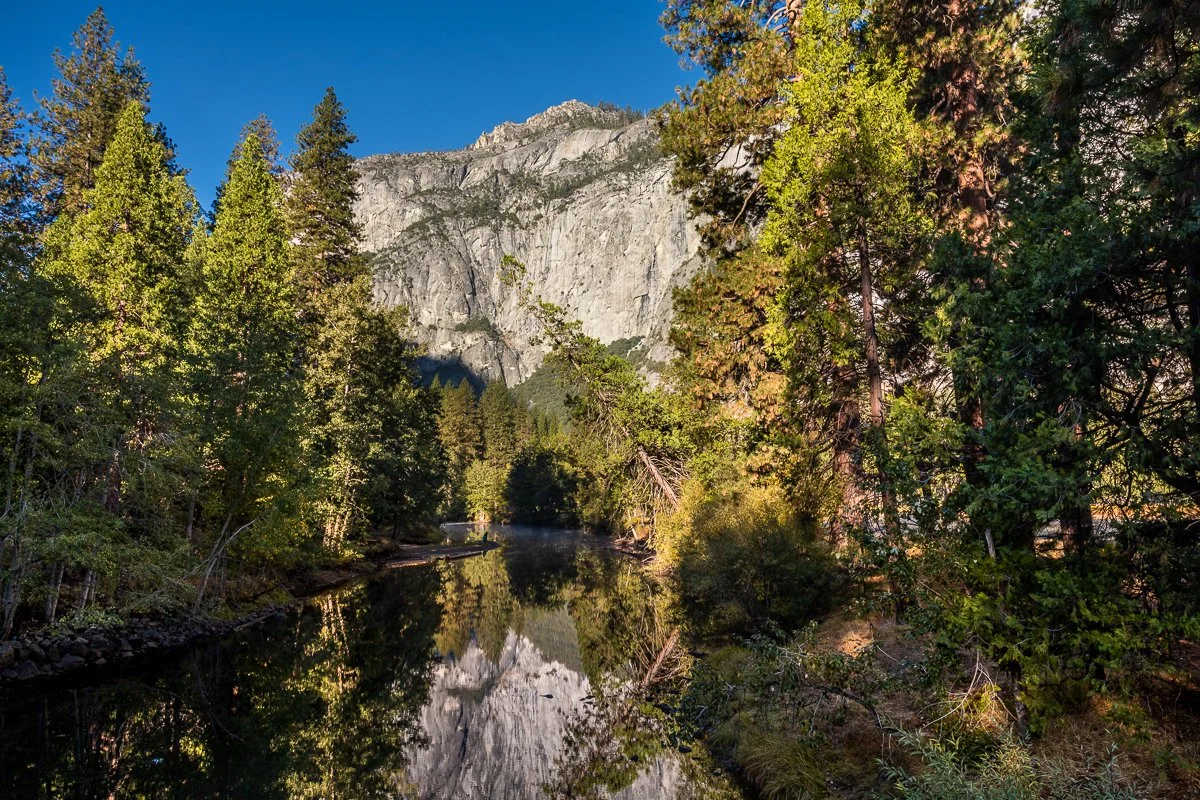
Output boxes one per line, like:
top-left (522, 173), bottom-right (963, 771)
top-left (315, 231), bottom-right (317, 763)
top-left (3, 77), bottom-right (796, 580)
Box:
top-left (0, 525), bottom-right (743, 799)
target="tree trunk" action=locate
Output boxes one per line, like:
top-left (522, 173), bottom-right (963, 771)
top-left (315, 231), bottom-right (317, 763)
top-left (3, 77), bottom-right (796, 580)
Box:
top-left (77, 568), bottom-right (97, 612)
top-left (857, 223), bottom-right (898, 533)
top-left (104, 437), bottom-right (122, 515)
top-left (44, 561), bottom-right (64, 623)
top-left (1060, 503), bottom-right (1093, 555)
top-left (637, 447), bottom-right (680, 510)
top-left (1, 538), bottom-right (24, 639)
top-left (859, 225), bottom-right (885, 432)
top-left (1185, 257), bottom-right (1200, 432)
top-left (830, 364), bottom-right (864, 549)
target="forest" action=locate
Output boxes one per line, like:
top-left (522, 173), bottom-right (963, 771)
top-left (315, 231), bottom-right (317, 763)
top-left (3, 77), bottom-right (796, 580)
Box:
top-left (2, 1), bottom-right (1200, 797)
top-left (0, 9), bottom-right (448, 636)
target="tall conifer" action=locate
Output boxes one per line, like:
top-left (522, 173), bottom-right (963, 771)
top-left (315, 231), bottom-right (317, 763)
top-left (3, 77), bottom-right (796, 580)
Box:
top-left (49, 101), bottom-right (195, 514)
top-left (190, 132), bottom-right (298, 555)
top-left (31, 7), bottom-right (151, 219)
top-left (286, 90), bottom-right (378, 550)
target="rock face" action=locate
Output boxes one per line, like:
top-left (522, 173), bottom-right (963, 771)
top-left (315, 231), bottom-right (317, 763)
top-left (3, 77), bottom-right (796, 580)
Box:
top-left (405, 608), bottom-right (684, 799)
top-left (356, 100), bottom-right (705, 386)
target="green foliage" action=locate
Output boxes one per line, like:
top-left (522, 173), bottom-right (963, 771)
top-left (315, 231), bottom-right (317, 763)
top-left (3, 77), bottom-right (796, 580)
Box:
top-left (886, 732), bottom-right (1140, 800)
top-left (0, 13), bottom-right (448, 633)
top-left (506, 443), bottom-right (578, 525)
top-left (188, 131), bottom-right (300, 567)
top-left (464, 459), bottom-right (508, 522)
top-left (512, 360), bottom-right (571, 421)
top-left (659, 0), bottom-right (792, 251)
top-left (452, 314), bottom-right (503, 340)
top-left (737, 732), bottom-right (826, 800)
top-left (502, 256), bottom-right (693, 535)
top-left (30, 7), bottom-right (153, 218)
top-left (668, 480), bottom-right (841, 638)
top-left (479, 381), bottom-right (518, 467)
top-left (286, 87), bottom-right (364, 303)
top-left (436, 379), bottom-right (482, 518)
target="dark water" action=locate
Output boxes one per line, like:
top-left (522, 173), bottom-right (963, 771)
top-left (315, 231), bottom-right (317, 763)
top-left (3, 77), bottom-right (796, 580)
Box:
top-left (0, 526), bottom-right (741, 799)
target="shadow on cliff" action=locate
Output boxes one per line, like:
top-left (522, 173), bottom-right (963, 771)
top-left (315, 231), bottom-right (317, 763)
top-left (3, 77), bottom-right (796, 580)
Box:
top-left (419, 355), bottom-right (487, 393)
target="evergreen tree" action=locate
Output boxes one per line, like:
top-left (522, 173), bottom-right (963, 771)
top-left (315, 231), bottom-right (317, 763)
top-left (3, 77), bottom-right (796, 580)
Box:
top-left (38, 100), bottom-right (196, 616)
top-left (286, 87), bottom-right (367, 309)
top-left (876, 0), bottom-right (1024, 515)
top-left (358, 311), bottom-right (447, 539)
top-left (31, 7), bottom-right (152, 219)
top-left (189, 132), bottom-right (299, 571)
top-left (211, 114), bottom-right (281, 217)
top-left (46, 101), bottom-right (196, 513)
top-left (437, 381), bottom-right (483, 518)
top-left (0, 68), bottom-right (41, 635)
top-left (659, 0), bottom-right (795, 252)
top-left (479, 382), bottom-right (518, 467)
top-left (761, 0), bottom-right (929, 542)
top-left (285, 90), bottom-right (379, 551)
top-left (0, 68), bottom-right (31, 262)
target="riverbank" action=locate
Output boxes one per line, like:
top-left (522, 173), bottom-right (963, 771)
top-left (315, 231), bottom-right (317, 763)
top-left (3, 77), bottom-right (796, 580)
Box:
top-left (0, 539), bottom-right (499, 692)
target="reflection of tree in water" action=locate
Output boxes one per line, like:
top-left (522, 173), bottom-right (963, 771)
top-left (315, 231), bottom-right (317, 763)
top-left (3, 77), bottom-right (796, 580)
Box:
top-left (545, 551), bottom-right (740, 799)
top-left (435, 549), bottom-right (521, 662)
top-left (544, 681), bottom-right (740, 800)
top-left (0, 567), bottom-right (443, 798)
top-left (0, 542), bottom-right (743, 799)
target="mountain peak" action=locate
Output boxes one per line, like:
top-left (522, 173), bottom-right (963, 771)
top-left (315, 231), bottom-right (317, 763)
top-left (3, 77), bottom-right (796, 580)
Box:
top-left (469, 100), bottom-right (641, 151)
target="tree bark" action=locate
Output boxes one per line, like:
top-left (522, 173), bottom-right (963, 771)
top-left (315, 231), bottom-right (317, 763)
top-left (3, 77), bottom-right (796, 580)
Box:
top-left (830, 364), bottom-right (863, 549)
top-left (44, 561), bottom-right (64, 623)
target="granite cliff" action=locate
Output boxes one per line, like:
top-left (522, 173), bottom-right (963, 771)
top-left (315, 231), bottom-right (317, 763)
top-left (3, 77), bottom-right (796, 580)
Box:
top-left (355, 100), bottom-right (704, 386)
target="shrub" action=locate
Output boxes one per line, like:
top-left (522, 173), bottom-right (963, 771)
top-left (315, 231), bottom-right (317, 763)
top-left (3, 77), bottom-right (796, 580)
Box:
top-left (667, 481), bottom-right (842, 637)
top-left (885, 732), bottom-right (1141, 800)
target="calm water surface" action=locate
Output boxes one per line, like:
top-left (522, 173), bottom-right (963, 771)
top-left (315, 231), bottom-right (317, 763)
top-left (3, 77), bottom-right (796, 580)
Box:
top-left (0, 526), bottom-right (741, 799)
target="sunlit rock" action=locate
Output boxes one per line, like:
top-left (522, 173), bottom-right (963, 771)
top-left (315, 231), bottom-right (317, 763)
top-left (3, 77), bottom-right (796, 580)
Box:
top-left (356, 101), bottom-right (705, 386)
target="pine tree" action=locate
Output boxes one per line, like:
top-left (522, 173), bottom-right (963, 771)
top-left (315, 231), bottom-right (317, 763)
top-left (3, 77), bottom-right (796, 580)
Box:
top-left (285, 90), bottom-right (377, 551)
top-left (189, 132), bottom-right (299, 569)
top-left (48, 100), bottom-right (195, 510)
top-left (875, 0), bottom-right (1024, 516)
top-left (31, 7), bottom-right (152, 219)
top-left (36, 100), bottom-right (195, 616)
top-left (659, 0), bottom-right (795, 252)
top-left (479, 382), bottom-right (518, 468)
top-left (358, 311), bottom-right (447, 539)
top-left (761, 0), bottom-right (929, 543)
top-left (0, 68), bottom-right (31, 262)
top-left (211, 114), bottom-right (281, 217)
top-left (286, 87), bottom-right (367, 309)
top-left (0, 68), bottom-right (41, 635)
top-left (437, 381), bottom-right (483, 517)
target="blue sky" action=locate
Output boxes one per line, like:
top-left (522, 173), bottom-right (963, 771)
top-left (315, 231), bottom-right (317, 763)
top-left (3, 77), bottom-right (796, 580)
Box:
top-left (3, 1), bottom-right (690, 208)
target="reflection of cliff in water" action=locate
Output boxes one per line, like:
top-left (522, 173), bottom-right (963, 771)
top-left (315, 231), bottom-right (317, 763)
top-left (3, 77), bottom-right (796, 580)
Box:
top-left (408, 606), bottom-right (682, 800)
top-left (0, 528), bottom-right (736, 799)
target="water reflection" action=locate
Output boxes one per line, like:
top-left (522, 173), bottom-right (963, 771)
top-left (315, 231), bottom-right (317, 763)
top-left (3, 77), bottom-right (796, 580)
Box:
top-left (0, 526), bottom-right (740, 799)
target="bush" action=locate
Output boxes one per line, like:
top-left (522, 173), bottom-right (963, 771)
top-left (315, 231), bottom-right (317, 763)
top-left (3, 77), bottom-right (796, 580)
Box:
top-left (885, 732), bottom-right (1141, 800)
top-left (667, 481), bottom-right (842, 637)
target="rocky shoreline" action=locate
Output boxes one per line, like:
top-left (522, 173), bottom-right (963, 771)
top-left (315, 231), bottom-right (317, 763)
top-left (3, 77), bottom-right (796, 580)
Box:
top-left (0, 606), bottom-right (291, 690)
top-left (0, 539), bottom-right (499, 692)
